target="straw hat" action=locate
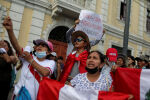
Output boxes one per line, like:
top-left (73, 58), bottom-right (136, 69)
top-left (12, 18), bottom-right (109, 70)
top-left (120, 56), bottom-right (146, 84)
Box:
top-left (71, 31), bottom-right (90, 51)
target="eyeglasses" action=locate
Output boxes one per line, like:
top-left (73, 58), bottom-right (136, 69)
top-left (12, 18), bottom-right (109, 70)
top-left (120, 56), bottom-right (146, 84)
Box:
top-left (74, 38), bottom-right (84, 42)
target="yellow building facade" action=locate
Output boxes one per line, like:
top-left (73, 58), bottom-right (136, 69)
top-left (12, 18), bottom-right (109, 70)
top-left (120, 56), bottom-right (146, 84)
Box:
top-left (0, 0), bottom-right (150, 57)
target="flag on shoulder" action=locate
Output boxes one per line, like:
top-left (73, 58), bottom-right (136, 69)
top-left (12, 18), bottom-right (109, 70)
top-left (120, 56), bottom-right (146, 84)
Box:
top-left (37, 78), bottom-right (129, 100)
top-left (113, 68), bottom-right (150, 100)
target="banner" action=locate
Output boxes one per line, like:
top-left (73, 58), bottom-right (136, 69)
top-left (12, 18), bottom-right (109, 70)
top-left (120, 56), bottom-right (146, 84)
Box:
top-left (75, 10), bottom-right (103, 41)
top-left (113, 68), bottom-right (150, 100)
top-left (37, 78), bottom-right (129, 100)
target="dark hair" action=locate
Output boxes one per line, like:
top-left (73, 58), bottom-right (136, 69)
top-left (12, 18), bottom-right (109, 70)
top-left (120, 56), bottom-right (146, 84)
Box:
top-left (4, 40), bottom-right (14, 56)
top-left (128, 55), bottom-right (135, 66)
top-left (57, 56), bottom-right (63, 60)
top-left (117, 54), bottom-right (127, 67)
top-left (89, 50), bottom-right (104, 63)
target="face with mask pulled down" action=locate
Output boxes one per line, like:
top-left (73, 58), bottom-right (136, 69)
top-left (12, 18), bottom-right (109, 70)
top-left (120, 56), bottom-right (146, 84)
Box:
top-left (86, 51), bottom-right (103, 74)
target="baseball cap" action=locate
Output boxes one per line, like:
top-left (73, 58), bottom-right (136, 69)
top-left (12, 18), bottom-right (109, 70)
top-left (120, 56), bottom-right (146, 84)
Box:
top-left (33, 39), bottom-right (53, 52)
top-left (51, 52), bottom-right (57, 57)
top-left (106, 48), bottom-right (118, 62)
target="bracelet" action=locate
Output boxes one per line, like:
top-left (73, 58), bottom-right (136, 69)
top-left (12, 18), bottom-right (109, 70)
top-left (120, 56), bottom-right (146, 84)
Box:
top-left (30, 59), bottom-right (34, 65)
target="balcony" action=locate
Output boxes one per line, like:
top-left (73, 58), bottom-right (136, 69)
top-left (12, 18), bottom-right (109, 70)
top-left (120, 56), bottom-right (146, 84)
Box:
top-left (52, 0), bottom-right (96, 18)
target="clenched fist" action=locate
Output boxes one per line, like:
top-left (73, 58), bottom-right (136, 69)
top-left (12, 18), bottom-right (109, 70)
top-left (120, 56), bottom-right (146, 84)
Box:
top-left (3, 16), bottom-right (13, 31)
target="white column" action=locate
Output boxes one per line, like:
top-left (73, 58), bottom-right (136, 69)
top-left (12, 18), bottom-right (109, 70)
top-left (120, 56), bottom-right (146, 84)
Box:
top-left (138, 1), bottom-right (145, 38)
top-left (137, 45), bottom-right (142, 57)
top-left (101, 0), bottom-right (109, 23)
top-left (0, 5), bottom-right (5, 34)
top-left (28, 10), bottom-right (45, 46)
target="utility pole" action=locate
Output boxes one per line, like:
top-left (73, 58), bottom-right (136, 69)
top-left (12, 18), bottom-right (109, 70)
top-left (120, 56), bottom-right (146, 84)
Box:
top-left (122, 0), bottom-right (131, 56)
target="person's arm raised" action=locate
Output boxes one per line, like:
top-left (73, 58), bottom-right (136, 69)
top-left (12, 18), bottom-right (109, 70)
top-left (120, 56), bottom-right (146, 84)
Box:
top-left (66, 19), bottom-right (80, 43)
top-left (3, 17), bottom-right (22, 55)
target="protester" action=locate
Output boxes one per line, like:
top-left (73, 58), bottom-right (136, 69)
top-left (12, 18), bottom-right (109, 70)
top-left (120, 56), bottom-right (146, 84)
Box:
top-left (60, 30), bottom-right (90, 83)
top-left (49, 52), bottom-right (61, 81)
top-left (0, 40), bottom-right (17, 100)
top-left (127, 55), bottom-right (135, 68)
top-left (70, 50), bottom-right (112, 91)
top-left (57, 56), bottom-right (64, 72)
top-left (66, 19), bottom-right (105, 55)
top-left (146, 60), bottom-right (150, 69)
top-left (105, 48), bottom-right (118, 67)
top-left (135, 55), bottom-right (148, 69)
top-left (3, 17), bottom-right (55, 100)
top-left (116, 54), bottom-right (127, 68)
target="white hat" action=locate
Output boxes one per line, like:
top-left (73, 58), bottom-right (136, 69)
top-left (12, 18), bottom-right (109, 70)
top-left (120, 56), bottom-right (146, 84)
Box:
top-left (51, 52), bottom-right (57, 57)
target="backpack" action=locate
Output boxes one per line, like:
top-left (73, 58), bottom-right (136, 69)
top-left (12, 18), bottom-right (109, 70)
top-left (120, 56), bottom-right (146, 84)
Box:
top-left (15, 86), bottom-right (31, 100)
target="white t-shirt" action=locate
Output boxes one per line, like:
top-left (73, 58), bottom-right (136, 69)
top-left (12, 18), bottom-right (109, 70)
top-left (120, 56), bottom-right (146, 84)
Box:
top-left (70, 65), bottom-right (112, 91)
top-left (14, 55), bottom-right (55, 100)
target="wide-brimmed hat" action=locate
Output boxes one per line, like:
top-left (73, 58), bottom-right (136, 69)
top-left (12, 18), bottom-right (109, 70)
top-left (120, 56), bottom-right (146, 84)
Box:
top-left (33, 39), bottom-right (53, 52)
top-left (71, 31), bottom-right (90, 51)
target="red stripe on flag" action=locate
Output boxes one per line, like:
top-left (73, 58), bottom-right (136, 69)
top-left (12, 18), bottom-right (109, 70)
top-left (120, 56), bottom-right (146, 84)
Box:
top-left (113, 68), bottom-right (142, 100)
top-left (37, 78), bottom-right (64, 100)
top-left (98, 91), bottom-right (129, 100)
top-left (29, 64), bottom-right (41, 83)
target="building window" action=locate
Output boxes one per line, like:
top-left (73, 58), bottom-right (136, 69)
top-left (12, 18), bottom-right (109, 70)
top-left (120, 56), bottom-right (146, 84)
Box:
top-left (120, 0), bottom-right (126, 21)
top-left (146, 9), bottom-right (150, 32)
top-left (112, 45), bottom-right (131, 56)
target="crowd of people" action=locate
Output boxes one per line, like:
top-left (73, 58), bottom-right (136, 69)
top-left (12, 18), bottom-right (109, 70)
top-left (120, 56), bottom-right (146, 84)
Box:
top-left (0, 16), bottom-right (150, 100)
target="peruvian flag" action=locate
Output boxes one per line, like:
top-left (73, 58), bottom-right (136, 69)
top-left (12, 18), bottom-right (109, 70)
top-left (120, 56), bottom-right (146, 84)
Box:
top-left (113, 68), bottom-right (150, 100)
top-left (37, 78), bottom-right (129, 100)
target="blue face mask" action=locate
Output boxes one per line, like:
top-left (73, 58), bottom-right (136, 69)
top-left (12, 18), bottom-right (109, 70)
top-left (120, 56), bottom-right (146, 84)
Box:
top-left (35, 51), bottom-right (47, 58)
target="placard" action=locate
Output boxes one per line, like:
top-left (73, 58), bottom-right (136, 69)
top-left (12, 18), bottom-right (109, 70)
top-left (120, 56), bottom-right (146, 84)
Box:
top-left (75, 10), bottom-right (103, 41)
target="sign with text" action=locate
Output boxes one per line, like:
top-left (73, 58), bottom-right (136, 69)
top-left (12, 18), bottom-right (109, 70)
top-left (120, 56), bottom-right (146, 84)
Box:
top-left (75, 10), bottom-right (103, 41)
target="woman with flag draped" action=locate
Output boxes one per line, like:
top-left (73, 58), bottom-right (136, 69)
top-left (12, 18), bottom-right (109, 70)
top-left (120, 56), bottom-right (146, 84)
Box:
top-left (60, 30), bottom-right (90, 83)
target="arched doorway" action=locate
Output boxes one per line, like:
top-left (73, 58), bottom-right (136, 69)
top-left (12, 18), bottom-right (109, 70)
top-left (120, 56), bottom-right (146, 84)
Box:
top-left (48, 26), bottom-right (69, 62)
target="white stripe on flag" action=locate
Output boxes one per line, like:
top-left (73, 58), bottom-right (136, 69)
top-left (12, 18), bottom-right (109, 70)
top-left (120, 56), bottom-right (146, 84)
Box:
top-left (140, 69), bottom-right (150, 100)
top-left (59, 85), bottom-right (99, 100)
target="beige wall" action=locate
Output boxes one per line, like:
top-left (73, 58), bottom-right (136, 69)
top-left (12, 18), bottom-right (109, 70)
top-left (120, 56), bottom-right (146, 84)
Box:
top-left (0, 0), bottom-right (11, 39)
top-left (41, 14), bottom-right (53, 38)
top-left (130, 1), bottom-right (140, 35)
top-left (95, 0), bottom-right (102, 14)
top-left (0, 0), bottom-right (11, 8)
top-left (18, 7), bottom-right (33, 47)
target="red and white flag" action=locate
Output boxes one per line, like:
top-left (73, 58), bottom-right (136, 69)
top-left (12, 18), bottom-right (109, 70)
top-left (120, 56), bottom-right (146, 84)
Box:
top-left (113, 68), bottom-right (150, 100)
top-left (37, 78), bottom-right (129, 100)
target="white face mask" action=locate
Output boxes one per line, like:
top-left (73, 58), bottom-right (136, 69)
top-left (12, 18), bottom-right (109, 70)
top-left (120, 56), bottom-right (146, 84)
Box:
top-left (35, 51), bottom-right (47, 58)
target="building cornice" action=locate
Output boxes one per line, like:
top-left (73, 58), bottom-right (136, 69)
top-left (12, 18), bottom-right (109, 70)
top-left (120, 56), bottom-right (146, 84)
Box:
top-left (6, 0), bottom-right (52, 14)
top-left (51, 0), bottom-right (82, 18)
top-left (52, 0), bottom-right (82, 13)
top-left (104, 23), bottom-right (150, 48)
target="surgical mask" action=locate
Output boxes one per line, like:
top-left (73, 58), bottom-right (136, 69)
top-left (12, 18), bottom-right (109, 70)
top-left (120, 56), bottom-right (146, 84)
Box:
top-left (85, 66), bottom-right (99, 74)
top-left (35, 51), bottom-right (47, 58)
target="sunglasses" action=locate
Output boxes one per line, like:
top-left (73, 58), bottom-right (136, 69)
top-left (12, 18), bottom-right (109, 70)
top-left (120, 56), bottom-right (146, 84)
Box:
top-left (74, 38), bottom-right (85, 42)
